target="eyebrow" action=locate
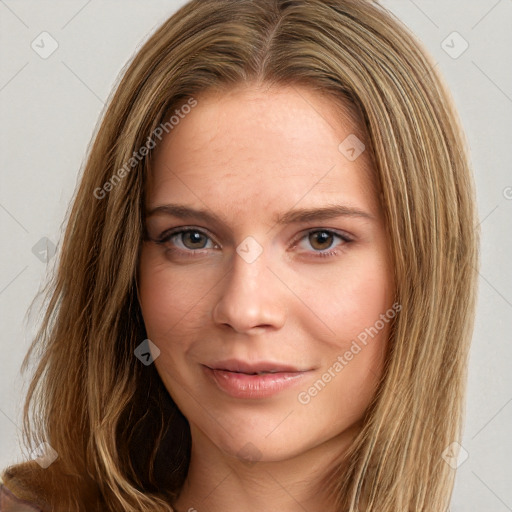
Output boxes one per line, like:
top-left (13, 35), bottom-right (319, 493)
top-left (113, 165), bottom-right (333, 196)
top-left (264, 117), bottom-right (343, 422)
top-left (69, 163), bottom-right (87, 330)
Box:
top-left (146, 203), bottom-right (375, 225)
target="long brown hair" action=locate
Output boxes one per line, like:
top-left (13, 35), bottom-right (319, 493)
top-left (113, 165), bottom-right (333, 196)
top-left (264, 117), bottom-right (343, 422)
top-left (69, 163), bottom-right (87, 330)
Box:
top-left (2, 0), bottom-right (479, 510)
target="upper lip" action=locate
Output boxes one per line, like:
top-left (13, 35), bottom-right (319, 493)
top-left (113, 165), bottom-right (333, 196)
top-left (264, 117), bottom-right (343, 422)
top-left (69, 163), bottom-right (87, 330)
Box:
top-left (205, 359), bottom-right (308, 374)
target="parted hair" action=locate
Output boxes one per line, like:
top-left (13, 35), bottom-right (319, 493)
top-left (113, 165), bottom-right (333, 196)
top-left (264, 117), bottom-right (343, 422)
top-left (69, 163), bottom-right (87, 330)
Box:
top-left (2, 0), bottom-right (479, 510)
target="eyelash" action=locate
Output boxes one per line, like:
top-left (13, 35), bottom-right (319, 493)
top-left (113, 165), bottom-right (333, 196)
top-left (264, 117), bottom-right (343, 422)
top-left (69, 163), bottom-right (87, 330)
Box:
top-left (153, 227), bottom-right (353, 260)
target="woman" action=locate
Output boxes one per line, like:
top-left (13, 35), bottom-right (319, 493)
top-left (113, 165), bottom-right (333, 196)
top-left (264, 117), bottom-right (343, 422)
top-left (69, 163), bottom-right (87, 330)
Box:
top-left (0, 0), bottom-right (479, 510)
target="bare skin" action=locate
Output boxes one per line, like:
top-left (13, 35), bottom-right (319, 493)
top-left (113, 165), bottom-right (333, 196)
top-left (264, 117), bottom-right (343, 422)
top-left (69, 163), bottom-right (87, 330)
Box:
top-left (138, 83), bottom-right (394, 512)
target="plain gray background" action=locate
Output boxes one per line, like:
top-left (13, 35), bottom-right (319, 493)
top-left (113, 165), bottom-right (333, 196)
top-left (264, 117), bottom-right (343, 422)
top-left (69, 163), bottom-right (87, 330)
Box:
top-left (1, 1), bottom-right (511, 510)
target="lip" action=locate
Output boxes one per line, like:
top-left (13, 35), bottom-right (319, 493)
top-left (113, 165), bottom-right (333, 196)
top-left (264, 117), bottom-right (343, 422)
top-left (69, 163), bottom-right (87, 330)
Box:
top-left (205, 358), bottom-right (307, 374)
top-left (202, 359), bottom-right (312, 399)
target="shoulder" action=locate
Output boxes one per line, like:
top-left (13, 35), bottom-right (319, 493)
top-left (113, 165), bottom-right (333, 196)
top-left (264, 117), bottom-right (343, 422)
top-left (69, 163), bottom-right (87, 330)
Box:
top-left (0, 481), bottom-right (42, 511)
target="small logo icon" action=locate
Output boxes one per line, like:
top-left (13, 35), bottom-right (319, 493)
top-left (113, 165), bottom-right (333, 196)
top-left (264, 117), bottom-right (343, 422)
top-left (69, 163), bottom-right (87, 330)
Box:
top-left (236, 236), bottom-right (263, 264)
top-left (31, 31), bottom-right (59, 59)
top-left (338, 134), bottom-right (366, 161)
top-left (441, 32), bottom-right (469, 59)
top-left (30, 442), bottom-right (58, 468)
top-left (441, 441), bottom-right (469, 469)
top-left (237, 442), bottom-right (262, 466)
top-left (31, 237), bottom-right (57, 263)
top-left (134, 339), bottom-right (161, 365)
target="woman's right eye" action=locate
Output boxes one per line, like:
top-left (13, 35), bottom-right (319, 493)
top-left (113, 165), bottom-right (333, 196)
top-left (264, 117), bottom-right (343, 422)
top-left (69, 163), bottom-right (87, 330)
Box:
top-left (157, 228), bottom-right (217, 252)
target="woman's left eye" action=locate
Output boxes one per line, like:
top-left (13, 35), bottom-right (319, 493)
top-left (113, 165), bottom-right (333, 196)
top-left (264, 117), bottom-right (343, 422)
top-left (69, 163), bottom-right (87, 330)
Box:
top-left (294, 230), bottom-right (352, 257)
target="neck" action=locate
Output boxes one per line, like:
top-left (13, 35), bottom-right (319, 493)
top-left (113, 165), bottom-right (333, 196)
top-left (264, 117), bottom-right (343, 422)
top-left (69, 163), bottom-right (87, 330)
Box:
top-left (172, 423), bottom-right (360, 512)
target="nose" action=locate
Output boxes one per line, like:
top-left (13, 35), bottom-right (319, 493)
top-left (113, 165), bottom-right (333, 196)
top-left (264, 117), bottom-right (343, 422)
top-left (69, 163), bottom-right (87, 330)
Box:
top-left (212, 247), bottom-right (287, 334)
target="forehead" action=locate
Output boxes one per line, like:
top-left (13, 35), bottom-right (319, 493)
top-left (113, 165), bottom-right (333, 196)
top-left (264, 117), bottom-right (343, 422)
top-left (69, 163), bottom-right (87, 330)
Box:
top-left (148, 84), bottom-right (379, 217)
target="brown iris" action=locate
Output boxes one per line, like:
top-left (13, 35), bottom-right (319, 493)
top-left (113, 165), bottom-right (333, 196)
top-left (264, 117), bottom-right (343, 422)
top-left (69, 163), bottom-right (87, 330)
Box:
top-left (181, 230), bottom-right (209, 249)
top-left (308, 231), bottom-right (334, 251)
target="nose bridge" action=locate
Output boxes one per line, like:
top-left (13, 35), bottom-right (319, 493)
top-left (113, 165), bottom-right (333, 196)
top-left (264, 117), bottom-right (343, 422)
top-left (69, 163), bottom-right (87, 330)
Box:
top-left (212, 242), bottom-right (286, 332)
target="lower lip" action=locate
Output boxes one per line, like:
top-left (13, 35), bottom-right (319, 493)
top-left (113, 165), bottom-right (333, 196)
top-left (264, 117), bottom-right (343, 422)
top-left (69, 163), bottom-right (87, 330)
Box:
top-left (202, 365), bottom-right (310, 399)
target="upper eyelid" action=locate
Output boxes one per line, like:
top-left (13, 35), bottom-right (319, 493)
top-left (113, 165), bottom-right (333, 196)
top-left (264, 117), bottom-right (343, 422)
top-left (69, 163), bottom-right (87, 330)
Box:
top-left (295, 227), bottom-right (353, 240)
top-left (156, 226), bottom-right (218, 245)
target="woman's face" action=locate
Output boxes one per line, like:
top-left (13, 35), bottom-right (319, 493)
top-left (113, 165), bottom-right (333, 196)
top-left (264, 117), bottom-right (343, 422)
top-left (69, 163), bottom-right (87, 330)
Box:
top-left (138, 84), bottom-right (394, 464)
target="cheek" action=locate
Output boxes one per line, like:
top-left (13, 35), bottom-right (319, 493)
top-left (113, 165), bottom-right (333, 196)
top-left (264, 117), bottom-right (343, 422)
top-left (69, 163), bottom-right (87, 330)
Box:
top-left (138, 245), bottom-right (214, 340)
top-left (138, 248), bottom-right (210, 394)
top-left (294, 250), bottom-right (393, 346)
top-left (312, 253), bottom-right (393, 415)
